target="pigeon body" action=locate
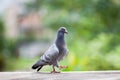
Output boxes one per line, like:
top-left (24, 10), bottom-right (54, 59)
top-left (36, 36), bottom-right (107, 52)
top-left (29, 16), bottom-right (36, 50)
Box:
top-left (32, 27), bottom-right (68, 72)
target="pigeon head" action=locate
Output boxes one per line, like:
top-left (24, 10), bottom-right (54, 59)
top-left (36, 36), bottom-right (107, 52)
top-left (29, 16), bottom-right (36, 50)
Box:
top-left (58, 27), bottom-right (68, 34)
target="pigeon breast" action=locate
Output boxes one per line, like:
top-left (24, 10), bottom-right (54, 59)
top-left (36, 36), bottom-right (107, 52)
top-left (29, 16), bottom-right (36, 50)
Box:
top-left (55, 27), bottom-right (68, 61)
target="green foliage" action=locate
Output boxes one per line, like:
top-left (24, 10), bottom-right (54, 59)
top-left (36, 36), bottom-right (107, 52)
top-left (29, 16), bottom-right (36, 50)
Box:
top-left (0, 18), bottom-right (6, 71)
top-left (37, 0), bottom-right (120, 71)
top-left (63, 33), bottom-right (120, 71)
top-left (1, 0), bottom-right (120, 71)
top-left (0, 19), bottom-right (4, 51)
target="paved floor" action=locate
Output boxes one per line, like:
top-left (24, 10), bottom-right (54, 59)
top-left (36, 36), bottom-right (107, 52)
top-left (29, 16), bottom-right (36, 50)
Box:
top-left (0, 71), bottom-right (120, 80)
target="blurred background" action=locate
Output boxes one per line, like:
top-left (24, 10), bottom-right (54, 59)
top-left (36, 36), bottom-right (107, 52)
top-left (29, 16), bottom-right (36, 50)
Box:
top-left (0, 0), bottom-right (120, 71)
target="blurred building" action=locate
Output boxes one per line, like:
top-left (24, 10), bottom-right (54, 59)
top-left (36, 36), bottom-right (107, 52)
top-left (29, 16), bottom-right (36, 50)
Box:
top-left (4, 1), bottom-right (43, 39)
top-left (18, 11), bottom-right (43, 39)
top-left (3, 0), bottom-right (51, 58)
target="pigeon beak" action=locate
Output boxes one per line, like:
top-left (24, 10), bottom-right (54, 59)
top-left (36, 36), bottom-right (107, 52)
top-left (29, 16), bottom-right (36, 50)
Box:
top-left (65, 31), bottom-right (68, 34)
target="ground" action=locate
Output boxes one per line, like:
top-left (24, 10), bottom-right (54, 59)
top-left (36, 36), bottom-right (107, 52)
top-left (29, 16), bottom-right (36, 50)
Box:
top-left (0, 71), bottom-right (120, 80)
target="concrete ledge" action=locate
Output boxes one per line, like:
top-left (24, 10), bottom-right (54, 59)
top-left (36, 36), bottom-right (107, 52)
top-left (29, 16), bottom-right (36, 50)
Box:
top-left (0, 71), bottom-right (120, 80)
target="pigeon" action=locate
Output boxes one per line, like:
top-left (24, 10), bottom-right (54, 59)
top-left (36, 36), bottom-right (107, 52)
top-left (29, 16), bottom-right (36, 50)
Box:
top-left (32, 27), bottom-right (68, 73)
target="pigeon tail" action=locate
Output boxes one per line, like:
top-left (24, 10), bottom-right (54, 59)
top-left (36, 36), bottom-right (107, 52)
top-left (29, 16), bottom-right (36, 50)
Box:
top-left (37, 65), bottom-right (43, 72)
top-left (32, 60), bottom-right (45, 69)
top-left (32, 63), bottom-right (39, 69)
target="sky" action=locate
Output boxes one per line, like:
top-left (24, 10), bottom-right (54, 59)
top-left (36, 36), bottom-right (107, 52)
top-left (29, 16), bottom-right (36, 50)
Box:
top-left (0, 0), bottom-right (31, 14)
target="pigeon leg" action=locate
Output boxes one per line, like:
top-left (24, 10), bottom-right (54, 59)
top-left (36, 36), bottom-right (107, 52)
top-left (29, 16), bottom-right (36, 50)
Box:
top-left (51, 66), bottom-right (60, 73)
top-left (59, 66), bottom-right (68, 69)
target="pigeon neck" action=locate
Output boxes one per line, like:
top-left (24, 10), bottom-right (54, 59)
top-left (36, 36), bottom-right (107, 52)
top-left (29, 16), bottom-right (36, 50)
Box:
top-left (56, 32), bottom-right (65, 49)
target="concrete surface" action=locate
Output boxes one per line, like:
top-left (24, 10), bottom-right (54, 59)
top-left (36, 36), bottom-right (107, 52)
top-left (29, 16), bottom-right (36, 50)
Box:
top-left (0, 71), bottom-right (120, 80)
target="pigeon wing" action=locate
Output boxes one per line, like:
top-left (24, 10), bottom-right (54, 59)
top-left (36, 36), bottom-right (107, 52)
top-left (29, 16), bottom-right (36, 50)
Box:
top-left (41, 44), bottom-right (59, 64)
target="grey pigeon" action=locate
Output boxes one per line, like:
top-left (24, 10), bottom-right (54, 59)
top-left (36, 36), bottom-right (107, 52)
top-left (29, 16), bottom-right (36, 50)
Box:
top-left (32, 27), bottom-right (68, 73)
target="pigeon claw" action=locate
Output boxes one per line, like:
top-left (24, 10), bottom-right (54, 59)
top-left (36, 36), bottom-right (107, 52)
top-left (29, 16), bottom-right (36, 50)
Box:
top-left (59, 66), bottom-right (68, 69)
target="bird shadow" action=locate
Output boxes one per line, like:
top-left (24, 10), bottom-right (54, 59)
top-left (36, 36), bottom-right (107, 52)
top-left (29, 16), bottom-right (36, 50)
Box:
top-left (33, 71), bottom-right (61, 74)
